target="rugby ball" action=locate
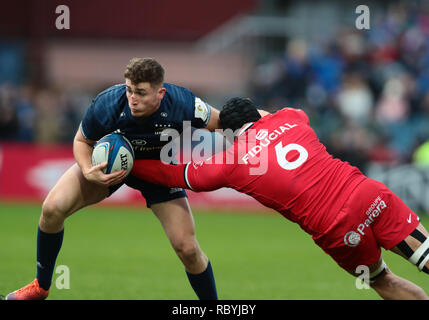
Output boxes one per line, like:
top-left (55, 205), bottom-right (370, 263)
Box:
top-left (92, 133), bottom-right (134, 176)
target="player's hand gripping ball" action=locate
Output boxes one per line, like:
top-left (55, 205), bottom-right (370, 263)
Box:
top-left (92, 133), bottom-right (135, 176)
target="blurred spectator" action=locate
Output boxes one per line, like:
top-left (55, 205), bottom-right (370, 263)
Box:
top-left (0, 84), bottom-right (19, 141)
top-left (413, 139), bottom-right (429, 168)
top-left (375, 76), bottom-right (409, 124)
top-left (336, 72), bottom-right (373, 125)
top-left (34, 89), bottom-right (65, 144)
top-left (15, 85), bottom-right (36, 141)
top-left (308, 42), bottom-right (344, 95)
top-left (368, 134), bottom-right (400, 166)
top-left (327, 120), bottom-right (375, 170)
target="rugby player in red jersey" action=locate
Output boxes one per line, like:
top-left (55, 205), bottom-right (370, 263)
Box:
top-left (132, 97), bottom-right (429, 299)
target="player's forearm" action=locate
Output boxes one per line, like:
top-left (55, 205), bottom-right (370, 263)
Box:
top-left (73, 141), bottom-right (93, 172)
top-left (131, 160), bottom-right (188, 189)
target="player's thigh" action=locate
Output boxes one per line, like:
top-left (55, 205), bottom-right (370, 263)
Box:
top-left (44, 163), bottom-right (109, 217)
top-left (151, 197), bottom-right (196, 242)
top-left (125, 175), bottom-right (194, 239)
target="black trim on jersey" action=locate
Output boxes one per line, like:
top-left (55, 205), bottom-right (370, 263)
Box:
top-left (237, 122), bottom-right (254, 136)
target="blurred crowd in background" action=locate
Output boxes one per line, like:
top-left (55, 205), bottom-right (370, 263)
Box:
top-left (250, 2), bottom-right (429, 170)
top-left (0, 83), bottom-right (93, 144)
top-left (1, 1), bottom-right (429, 172)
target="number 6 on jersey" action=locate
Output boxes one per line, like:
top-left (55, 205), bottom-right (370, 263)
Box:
top-left (275, 142), bottom-right (308, 170)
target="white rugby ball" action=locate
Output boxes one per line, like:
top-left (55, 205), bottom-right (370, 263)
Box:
top-left (92, 133), bottom-right (134, 176)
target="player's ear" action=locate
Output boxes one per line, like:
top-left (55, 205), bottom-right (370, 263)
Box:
top-left (158, 86), bottom-right (166, 99)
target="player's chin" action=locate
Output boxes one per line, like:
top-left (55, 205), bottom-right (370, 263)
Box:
top-left (130, 108), bottom-right (144, 117)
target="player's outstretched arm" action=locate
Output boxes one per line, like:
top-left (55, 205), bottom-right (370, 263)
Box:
top-left (131, 160), bottom-right (188, 189)
top-left (131, 160), bottom-right (189, 189)
top-left (73, 128), bottom-right (126, 187)
top-left (132, 159), bottom-right (229, 192)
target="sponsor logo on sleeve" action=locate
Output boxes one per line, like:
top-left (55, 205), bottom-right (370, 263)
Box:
top-left (194, 97), bottom-right (209, 122)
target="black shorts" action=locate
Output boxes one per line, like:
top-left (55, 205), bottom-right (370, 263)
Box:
top-left (108, 174), bottom-right (187, 208)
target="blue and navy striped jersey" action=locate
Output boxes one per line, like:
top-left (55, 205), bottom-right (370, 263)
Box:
top-left (81, 83), bottom-right (211, 160)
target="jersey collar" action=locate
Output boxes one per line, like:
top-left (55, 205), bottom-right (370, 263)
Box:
top-left (237, 123), bottom-right (254, 136)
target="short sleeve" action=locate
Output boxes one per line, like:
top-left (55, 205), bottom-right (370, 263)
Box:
top-left (80, 98), bottom-right (107, 141)
top-left (80, 89), bottom-right (120, 141)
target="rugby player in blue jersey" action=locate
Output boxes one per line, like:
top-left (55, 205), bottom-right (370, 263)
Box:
top-left (6, 58), bottom-right (220, 300)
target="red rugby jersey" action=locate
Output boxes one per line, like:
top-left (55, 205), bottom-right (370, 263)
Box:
top-left (132, 108), bottom-right (366, 238)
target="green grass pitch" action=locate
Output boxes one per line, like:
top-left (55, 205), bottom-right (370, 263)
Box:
top-left (1, 201), bottom-right (428, 300)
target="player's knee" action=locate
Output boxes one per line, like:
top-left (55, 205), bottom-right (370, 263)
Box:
top-left (172, 238), bottom-right (199, 260)
top-left (41, 197), bottom-right (67, 224)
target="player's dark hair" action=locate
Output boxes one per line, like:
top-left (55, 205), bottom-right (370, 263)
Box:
top-left (124, 58), bottom-right (164, 87)
top-left (219, 97), bottom-right (262, 131)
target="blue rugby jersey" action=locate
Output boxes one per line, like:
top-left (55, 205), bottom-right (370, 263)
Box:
top-left (80, 83), bottom-right (211, 160)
